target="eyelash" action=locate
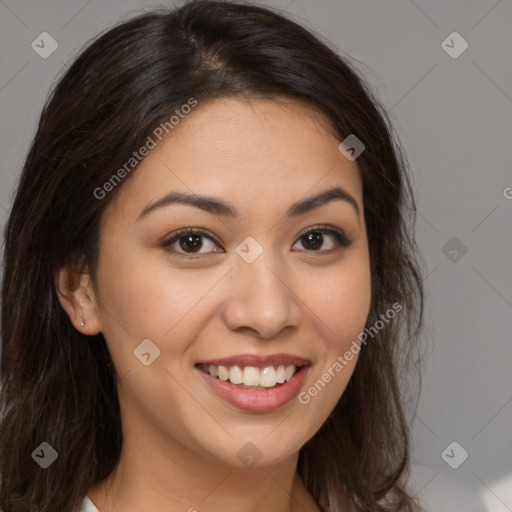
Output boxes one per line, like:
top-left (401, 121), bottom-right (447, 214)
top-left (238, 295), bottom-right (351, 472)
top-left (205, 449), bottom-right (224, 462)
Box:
top-left (161, 224), bottom-right (353, 260)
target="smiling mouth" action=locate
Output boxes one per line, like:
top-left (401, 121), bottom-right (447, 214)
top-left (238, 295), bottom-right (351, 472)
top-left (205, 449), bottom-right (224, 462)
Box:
top-left (196, 363), bottom-right (303, 390)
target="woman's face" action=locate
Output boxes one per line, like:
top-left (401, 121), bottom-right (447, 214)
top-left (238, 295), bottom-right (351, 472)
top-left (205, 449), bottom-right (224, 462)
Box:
top-left (89, 97), bottom-right (371, 468)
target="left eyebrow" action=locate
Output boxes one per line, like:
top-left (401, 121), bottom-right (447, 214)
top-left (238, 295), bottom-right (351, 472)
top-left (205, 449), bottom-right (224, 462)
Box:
top-left (136, 185), bottom-right (360, 222)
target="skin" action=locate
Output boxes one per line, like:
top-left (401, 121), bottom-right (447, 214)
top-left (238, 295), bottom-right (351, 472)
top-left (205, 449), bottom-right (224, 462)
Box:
top-left (55, 96), bottom-right (372, 512)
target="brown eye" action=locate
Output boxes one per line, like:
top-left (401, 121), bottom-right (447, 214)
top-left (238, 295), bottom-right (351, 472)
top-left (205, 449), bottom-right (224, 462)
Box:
top-left (162, 229), bottom-right (222, 258)
top-left (177, 233), bottom-right (204, 253)
top-left (301, 231), bottom-right (323, 250)
top-left (293, 226), bottom-right (352, 252)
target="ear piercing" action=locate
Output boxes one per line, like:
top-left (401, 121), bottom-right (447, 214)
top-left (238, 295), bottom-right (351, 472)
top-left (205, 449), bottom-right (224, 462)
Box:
top-left (80, 320), bottom-right (86, 327)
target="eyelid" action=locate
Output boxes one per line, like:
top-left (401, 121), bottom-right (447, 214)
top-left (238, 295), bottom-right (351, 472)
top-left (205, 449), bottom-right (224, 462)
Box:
top-left (163, 227), bottom-right (221, 246)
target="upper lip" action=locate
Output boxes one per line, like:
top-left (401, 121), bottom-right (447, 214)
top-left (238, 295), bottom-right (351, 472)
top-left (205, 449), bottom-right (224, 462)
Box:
top-left (196, 353), bottom-right (312, 368)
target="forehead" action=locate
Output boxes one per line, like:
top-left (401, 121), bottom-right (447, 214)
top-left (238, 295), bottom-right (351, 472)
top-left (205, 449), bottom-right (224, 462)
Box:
top-left (104, 96), bottom-right (363, 223)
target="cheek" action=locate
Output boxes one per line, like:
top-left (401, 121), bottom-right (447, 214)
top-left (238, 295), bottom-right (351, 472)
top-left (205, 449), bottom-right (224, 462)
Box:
top-left (297, 255), bottom-right (371, 415)
top-left (92, 238), bottom-right (179, 372)
top-left (92, 242), bottom-right (213, 438)
top-left (331, 266), bottom-right (372, 347)
top-left (95, 236), bottom-right (207, 335)
top-left (310, 254), bottom-right (372, 352)
top-left (94, 236), bottom-right (232, 383)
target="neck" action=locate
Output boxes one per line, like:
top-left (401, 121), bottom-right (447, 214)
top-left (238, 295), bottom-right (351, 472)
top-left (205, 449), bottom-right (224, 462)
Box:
top-left (87, 415), bottom-right (319, 512)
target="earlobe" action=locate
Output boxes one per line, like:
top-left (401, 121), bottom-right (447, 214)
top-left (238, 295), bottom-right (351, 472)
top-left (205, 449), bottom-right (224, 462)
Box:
top-left (53, 266), bottom-right (102, 335)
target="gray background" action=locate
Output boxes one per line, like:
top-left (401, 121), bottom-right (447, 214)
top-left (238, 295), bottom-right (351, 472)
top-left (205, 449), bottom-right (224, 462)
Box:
top-left (1, 0), bottom-right (511, 510)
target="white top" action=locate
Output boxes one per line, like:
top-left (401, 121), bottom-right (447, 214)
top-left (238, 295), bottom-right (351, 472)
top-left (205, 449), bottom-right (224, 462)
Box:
top-left (80, 496), bottom-right (100, 512)
top-left (0, 495), bottom-right (99, 512)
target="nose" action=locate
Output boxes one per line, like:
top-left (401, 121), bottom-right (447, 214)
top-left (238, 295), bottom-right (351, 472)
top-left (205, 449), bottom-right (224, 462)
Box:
top-left (221, 251), bottom-right (301, 339)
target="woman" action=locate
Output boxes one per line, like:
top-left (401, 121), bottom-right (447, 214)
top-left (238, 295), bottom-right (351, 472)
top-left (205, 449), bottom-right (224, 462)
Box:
top-left (0, 1), bottom-right (424, 511)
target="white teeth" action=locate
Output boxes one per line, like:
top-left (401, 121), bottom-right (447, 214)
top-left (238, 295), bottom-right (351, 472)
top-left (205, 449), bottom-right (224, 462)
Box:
top-left (276, 365), bottom-right (286, 383)
top-left (285, 365), bottom-right (295, 382)
top-left (243, 366), bottom-right (260, 386)
top-left (205, 364), bottom-right (299, 387)
top-left (218, 365), bottom-right (229, 381)
top-left (229, 365), bottom-right (243, 385)
top-left (259, 366), bottom-right (277, 387)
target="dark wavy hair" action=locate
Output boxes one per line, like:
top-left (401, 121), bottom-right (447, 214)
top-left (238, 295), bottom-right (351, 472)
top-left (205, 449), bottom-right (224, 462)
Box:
top-left (0, 1), bottom-right (424, 511)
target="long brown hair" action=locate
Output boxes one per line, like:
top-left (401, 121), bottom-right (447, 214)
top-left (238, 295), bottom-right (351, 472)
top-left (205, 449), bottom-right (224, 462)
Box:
top-left (0, 1), bottom-right (424, 510)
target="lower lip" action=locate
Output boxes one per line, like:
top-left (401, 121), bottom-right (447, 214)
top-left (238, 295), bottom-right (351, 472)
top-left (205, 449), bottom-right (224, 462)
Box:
top-left (196, 366), bottom-right (310, 412)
